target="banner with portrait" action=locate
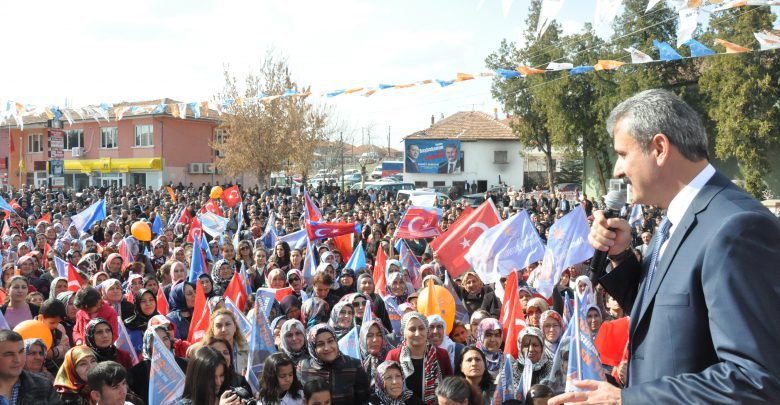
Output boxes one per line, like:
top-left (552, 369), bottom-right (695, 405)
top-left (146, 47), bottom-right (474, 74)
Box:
top-left (404, 139), bottom-right (462, 174)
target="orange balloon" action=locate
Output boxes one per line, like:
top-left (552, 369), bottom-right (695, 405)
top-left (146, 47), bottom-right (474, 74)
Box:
top-left (13, 320), bottom-right (53, 350)
top-left (417, 284), bottom-right (456, 334)
top-left (210, 186), bottom-right (224, 199)
top-left (131, 221), bottom-right (152, 241)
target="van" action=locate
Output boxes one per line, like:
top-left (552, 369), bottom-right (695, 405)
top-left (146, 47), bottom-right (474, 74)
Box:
top-left (354, 181), bottom-right (416, 195)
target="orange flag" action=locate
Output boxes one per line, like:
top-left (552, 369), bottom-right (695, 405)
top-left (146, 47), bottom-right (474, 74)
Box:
top-left (594, 60), bottom-right (625, 71)
top-left (36, 213), bottom-right (51, 225)
top-left (166, 186), bottom-right (176, 203)
top-left (333, 234), bottom-right (354, 265)
top-left (156, 286), bottom-right (169, 316)
top-left (517, 65), bottom-right (545, 75)
top-left (715, 38), bottom-right (750, 53)
top-left (456, 73), bottom-right (475, 82)
top-left (373, 247), bottom-right (388, 297)
top-left (188, 281), bottom-right (210, 343)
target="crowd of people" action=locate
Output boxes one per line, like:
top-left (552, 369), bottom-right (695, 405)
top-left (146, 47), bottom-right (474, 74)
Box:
top-left (0, 180), bottom-right (662, 405)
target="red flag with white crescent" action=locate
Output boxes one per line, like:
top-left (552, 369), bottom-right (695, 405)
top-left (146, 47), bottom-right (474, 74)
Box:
top-left (221, 185), bottom-right (242, 208)
top-left (430, 200), bottom-right (500, 278)
top-left (187, 218), bottom-right (203, 244)
top-left (305, 221), bottom-right (361, 241)
top-left (394, 206), bottom-right (442, 239)
top-left (200, 199), bottom-right (223, 217)
top-left (67, 263), bottom-right (84, 292)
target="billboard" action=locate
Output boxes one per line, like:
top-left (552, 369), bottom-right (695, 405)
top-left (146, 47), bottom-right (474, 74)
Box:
top-left (404, 139), bottom-right (462, 174)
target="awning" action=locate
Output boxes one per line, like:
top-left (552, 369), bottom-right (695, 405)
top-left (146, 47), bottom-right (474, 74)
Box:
top-left (64, 157), bottom-right (162, 173)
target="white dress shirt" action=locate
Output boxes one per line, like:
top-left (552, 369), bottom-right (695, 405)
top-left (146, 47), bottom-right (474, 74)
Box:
top-left (659, 163), bottom-right (716, 258)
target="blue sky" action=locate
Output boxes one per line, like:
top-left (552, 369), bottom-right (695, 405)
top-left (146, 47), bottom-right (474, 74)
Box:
top-left (1, 0), bottom-right (777, 147)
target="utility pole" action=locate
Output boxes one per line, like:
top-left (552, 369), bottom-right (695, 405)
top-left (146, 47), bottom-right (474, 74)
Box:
top-left (340, 132), bottom-right (345, 191)
top-left (387, 126), bottom-right (391, 158)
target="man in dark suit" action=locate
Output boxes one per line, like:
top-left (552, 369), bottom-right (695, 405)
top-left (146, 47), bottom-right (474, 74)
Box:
top-left (437, 143), bottom-right (461, 173)
top-left (551, 89), bottom-right (780, 404)
top-left (405, 143), bottom-right (420, 173)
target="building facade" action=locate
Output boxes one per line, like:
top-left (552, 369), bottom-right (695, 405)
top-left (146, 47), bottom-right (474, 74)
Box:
top-left (1, 99), bottom-right (252, 190)
top-left (402, 111), bottom-right (524, 192)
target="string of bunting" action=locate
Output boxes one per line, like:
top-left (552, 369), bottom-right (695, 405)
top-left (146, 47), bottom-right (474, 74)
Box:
top-left (1, 1), bottom-right (778, 129)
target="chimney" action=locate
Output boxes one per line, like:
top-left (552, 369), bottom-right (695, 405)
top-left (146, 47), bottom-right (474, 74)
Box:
top-left (493, 107), bottom-right (498, 120)
top-left (431, 115), bottom-right (435, 126)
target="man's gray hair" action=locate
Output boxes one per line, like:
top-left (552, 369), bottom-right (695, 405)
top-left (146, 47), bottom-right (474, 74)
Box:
top-left (606, 89), bottom-right (709, 161)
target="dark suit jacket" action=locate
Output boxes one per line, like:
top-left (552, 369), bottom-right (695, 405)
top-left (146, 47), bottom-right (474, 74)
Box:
top-left (437, 160), bottom-right (461, 174)
top-left (405, 156), bottom-right (419, 173)
top-left (600, 171), bottom-right (780, 403)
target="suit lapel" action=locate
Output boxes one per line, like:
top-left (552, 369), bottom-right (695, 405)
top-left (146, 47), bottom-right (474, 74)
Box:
top-left (631, 171), bottom-right (731, 336)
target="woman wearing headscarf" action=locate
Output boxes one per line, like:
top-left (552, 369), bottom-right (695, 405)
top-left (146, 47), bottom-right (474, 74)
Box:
top-left (510, 326), bottom-right (553, 390)
top-left (328, 301), bottom-right (355, 340)
top-left (333, 269), bottom-right (357, 299)
top-left (302, 297), bottom-right (329, 328)
top-left (49, 276), bottom-right (69, 300)
top-left (385, 312), bottom-right (453, 405)
top-left (574, 275), bottom-right (595, 307)
top-left (475, 318), bottom-right (503, 379)
top-left (368, 360), bottom-right (424, 405)
top-left (209, 259), bottom-right (232, 295)
top-left (586, 304), bottom-right (603, 339)
top-left (198, 272), bottom-right (217, 299)
top-left (279, 318), bottom-right (310, 366)
top-left (90, 271), bottom-right (109, 287)
top-left (84, 317), bottom-right (135, 369)
top-left (279, 295), bottom-right (302, 321)
top-left (357, 273), bottom-right (394, 333)
top-left (427, 315), bottom-right (462, 371)
top-left (297, 323), bottom-right (371, 405)
top-left (383, 272), bottom-right (408, 342)
top-left (539, 310), bottom-right (565, 357)
top-left (348, 292), bottom-right (371, 328)
top-left (57, 291), bottom-right (78, 344)
top-left (54, 345), bottom-right (98, 404)
top-left (359, 319), bottom-right (394, 388)
top-left (100, 278), bottom-right (134, 321)
top-left (129, 323), bottom-right (189, 401)
top-left (166, 280), bottom-right (195, 341)
top-left (24, 338), bottom-right (54, 381)
top-left (286, 269), bottom-right (305, 300)
top-left (271, 316), bottom-right (290, 349)
top-left (124, 288), bottom-right (159, 355)
top-left (524, 297), bottom-right (549, 328)
top-left (102, 252), bottom-right (124, 280)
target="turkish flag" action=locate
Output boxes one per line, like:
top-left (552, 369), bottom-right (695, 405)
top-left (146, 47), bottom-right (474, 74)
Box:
top-left (187, 218), bottom-right (203, 244)
top-left (274, 287), bottom-right (293, 302)
top-left (222, 186), bottom-right (242, 208)
top-left (43, 243), bottom-right (52, 270)
top-left (36, 213), bottom-right (51, 225)
top-left (178, 207), bottom-right (192, 224)
top-left (373, 247), bottom-right (388, 297)
top-left (306, 221), bottom-right (361, 241)
top-left (595, 316), bottom-right (630, 367)
top-left (188, 281), bottom-right (210, 343)
top-left (224, 272), bottom-right (249, 312)
top-left (500, 270), bottom-right (526, 358)
top-left (303, 190), bottom-right (322, 222)
top-left (200, 199), bottom-right (223, 217)
top-left (394, 206), bottom-right (441, 239)
top-left (156, 286), bottom-right (169, 316)
top-left (430, 200), bottom-right (500, 278)
top-left (67, 262), bottom-right (84, 292)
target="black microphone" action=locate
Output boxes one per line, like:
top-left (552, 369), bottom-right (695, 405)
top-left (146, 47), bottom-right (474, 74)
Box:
top-left (588, 189), bottom-right (627, 285)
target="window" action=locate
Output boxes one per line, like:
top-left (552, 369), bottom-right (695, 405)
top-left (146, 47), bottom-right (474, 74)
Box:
top-left (135, 124), bottom-right (154, 147)
top-left (414, 181), bottom-right (428, 188)
top-left (433, 181), bottom-right (445, 187)
top-left (214, 128), bottom-right (227, 157)
top-left (27, 133), bottom-right (42, 153)
top-left (64, 129), bottom-right (84, 149)
top-left (494, 150), bottom-right (508, 164)
top-left (101, 127), bottom-right (118, 149)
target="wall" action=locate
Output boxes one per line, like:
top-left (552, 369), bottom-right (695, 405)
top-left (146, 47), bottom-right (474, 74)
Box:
top-left (402, 139), bottom-right (524, 190)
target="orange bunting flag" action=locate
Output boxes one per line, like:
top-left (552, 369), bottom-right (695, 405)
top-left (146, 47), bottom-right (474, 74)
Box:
top-left (169, 103), bottom-right (179, 118)
top-left (200, 101), bottom-right (209, 117)
top-left (517, 65), bottom-right (546, 75)
top-left (344, 88), bottom-right (364, 94)
top-left (456, 73), bottom-right (475, 82)
top-left (594, 60), bottom-right (625, 70)
top-left (715, 38), bottom-right (750, 53)
top-left (395, 83), bottom-right (417, 89)
top-left (373, 247), bottom-right (388, 297)
top-left (166, 186), bottom-right (176, 203)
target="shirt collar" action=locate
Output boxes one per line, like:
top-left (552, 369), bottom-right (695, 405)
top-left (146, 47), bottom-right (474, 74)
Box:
top-left (666, 163), bottom-right (716, 226)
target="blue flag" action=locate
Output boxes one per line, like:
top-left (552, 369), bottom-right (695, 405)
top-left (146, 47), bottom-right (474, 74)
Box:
top-left (363, 299), bottom-right (373, 324)
top-left (115, 316), bottom-right (140, 365)
top-left (684, 39), bottom-right (715, 57)
top-left (278, 228), bottom-right (307, 250)
top-left (0, 308), bottom-right (9, 330)
top-left (533, 206), bottom-right (594, 298)
top-left (148, 332), bottom-right (185, 404)
top-left (54, 256), bottom-right (69, 278)
top-left (343, 241), bottom-right (367, 272)
top-left (302, 241), bottom-right (316, 286)
top-left (254, 288), bottom-right (277, 320)
top-left (570, 66), bottom-right (595, 75)
top-left (246, 302), bottom-right (276, 394)
top-left (200, 235), bottom-right (213, 262)
top-left (444, 272), bottom-right (470, 324)
top-left (152, 214), bottom-right (163, 236)
top-left (565, 291), bottom-right (605, 392)
top-left (239, 262), bottom-right (252, 296)
top-left (0, 196), bottom-right (16, 213)
top-left (629, 204), bottom-right (644, 228)
top-left (495, 68), bottom-right (522, 79)
top-left (653, 40), bottom-right (683, 61)
top-left (71, 199), bottom-right (106, 234)
top-left (338, 326), bottom-right (362, 361)
top-left (225, 298), bottom-right (252, 339)
top-left (232, 203), bottom-right (244, 252)
top-left (396, 240), bottom-right (421, 289)
top-left (188, 235), bottom-right (206, 283)
top-left (493, 354), bottom-right (520, 403)
top-left (198, 211), bottom-right (229, 238)
top-left (464, 210), bottom-right (545, 284)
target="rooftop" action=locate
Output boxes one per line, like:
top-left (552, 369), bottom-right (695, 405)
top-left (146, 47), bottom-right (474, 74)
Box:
top-left (403, 111), bottom-right (517, 141)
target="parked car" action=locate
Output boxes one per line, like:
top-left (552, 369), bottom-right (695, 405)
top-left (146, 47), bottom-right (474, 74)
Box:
top-left (352, 181), bottom-right (415, 195)
top-left (458, 193), bottom-right (486, 207)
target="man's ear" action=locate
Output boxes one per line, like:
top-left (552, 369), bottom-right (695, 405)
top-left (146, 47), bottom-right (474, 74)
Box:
top-left (651, 133), bottom-right (672, 165)
top-left (89, 390), bottom-right (101, 403)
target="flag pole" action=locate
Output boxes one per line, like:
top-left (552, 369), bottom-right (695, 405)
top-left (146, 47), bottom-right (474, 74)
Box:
top-left (575, 292), bottom-right (583, 380)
